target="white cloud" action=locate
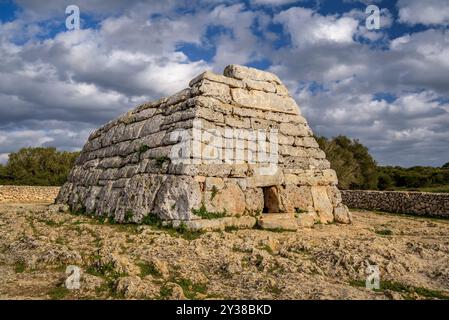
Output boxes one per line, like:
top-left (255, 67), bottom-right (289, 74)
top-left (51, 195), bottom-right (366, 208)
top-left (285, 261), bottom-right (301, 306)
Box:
top-left (398, 0), bottom-right (449, 26)
top-left (250, 0), bottom-right (300, 6)
top-left (275, 8), bottom-right (359, 47)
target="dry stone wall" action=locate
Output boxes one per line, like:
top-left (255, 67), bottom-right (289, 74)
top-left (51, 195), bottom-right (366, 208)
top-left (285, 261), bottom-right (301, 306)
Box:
top-left (0, 185), bottom-right (60, 203)
top-left (341, 190), bottom-right (449, 218)
top-left (57, 65), bottom-right (351, 226)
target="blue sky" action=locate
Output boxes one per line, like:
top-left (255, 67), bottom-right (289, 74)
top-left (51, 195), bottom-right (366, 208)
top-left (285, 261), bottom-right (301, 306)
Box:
top-left (0, 0), bottom-right (448, 167)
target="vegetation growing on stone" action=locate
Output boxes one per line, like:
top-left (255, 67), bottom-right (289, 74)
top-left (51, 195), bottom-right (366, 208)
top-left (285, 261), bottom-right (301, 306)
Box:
top-left (191, 203), bottom-right (227, 219)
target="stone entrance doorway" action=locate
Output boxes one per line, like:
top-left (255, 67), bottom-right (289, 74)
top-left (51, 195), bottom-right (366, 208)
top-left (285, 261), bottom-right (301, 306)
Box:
top-left (263, 186), bottom-right (281, 213)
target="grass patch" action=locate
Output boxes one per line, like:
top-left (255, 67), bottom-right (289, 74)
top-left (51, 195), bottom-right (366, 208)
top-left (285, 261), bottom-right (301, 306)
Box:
top-left (155, 156), bottom-right (170, 168)
top-left (191, 203), bottom-right (227, 220)
top-left (175, 278), bottom-right (207, 300)
top-left (14, 261), bottom-right (26, 273)
top-left (138, 144), bottom-right (150, 154)
top-left (260, 245), bottom-right (274, 255)
top-left (349, 279), bottom-right (449, 300)
top-left (142, 213), bottom-right (204, 241)
top-left (210, 186), bottom-right (218, 201)
top-left (375, 228), bottom-right (393, 236)
top-left (48, 286), bottom-right (70, 300)
top-left (138, 262), bottom-right (162, 278)
top-left (224, 226), bottom-right (239, 232)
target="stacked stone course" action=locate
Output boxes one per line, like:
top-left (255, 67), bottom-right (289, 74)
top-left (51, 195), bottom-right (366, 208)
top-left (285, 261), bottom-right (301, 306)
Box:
top-left (342, 190), bottom-right (449, 218)
top-left (0, 185), bottom-right (60, 203)
top-left (57, 65), bottom-right (351, 228)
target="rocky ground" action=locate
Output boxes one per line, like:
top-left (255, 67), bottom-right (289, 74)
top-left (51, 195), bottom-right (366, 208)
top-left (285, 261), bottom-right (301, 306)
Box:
top-left (0, 203), bottom-right (448, 300)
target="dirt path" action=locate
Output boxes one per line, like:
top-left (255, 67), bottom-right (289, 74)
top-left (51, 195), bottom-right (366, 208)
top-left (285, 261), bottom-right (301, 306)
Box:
top-left (0, 203), bottom-right (448, 300)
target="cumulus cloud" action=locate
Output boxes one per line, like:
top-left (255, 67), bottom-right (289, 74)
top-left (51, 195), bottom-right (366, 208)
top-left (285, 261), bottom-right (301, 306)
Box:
top-left (275, 7), bottom-right (359, 47)
top-left (0, 1), bottom-right (448, 167)
top-left (397, 0), bottom-right (449, 26)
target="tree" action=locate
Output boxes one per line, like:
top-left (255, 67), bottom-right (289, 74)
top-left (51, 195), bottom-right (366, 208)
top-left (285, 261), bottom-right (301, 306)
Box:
top-left (316, 135), bottom-right (378, 190)
top-left (0, 147), bottom-right (80, 186)
top-left (443, 162), bottom-right (449, 169)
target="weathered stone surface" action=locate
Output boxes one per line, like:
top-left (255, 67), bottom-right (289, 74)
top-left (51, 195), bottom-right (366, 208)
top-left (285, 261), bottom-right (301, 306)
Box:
top-left (311, 186), bottom-right (334, 223)
top-left (173, 216), bottom-right (257, 231)
top-left (56, 64), bottom-right (349, 226)
top-left (257, 213), bottom-right (298, 231)
top-left (296, 211), bottom-right (317, 228)
top-left (279, 185), bottom-right (313, 212)
top-left (189, 71), bottom-right (244, 88)
top-left (334, 203), bottom-right (352, 224)
top-left (205, 182), bottom-right (246, 215)
top-left (231, 88), bottom-right (298, 114)
top-left (154, 176), bottom-right (202, 220)
top-left (224, 64), bottom-right (282, 84)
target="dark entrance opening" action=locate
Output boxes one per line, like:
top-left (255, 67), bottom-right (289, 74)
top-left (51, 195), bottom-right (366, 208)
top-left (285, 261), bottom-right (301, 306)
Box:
top-left (263, 186), bottom-right (281, 213)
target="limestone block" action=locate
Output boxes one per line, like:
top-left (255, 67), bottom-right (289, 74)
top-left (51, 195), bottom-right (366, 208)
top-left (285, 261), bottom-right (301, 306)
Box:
top-left (166, 88), bottom-right (192, 106)
top-left (246, 169), bottom-right (284, 188)
top-left (275, 84), bottom-right (290, 96)
top-left (232, 105), bottom-right (266, 118)
top-left (244, 188), bottom-right (264, 212)
top-left (296, 211), bottom-right (317, 228)
top-left (279, 123), bottom-right (311, 137)
top-left (266, 111), bottom-right (305, 123)
top-left (278, 134), bottom-right (295, 145)
top-left (333, 203), bottom-right (352, 224)
top-left (205, 177), bottom-right (225, 191)
top-left (230, 164), bottom-right (249, 177)
top-left (189, 71), bottom-right (244, 88)
top-left (231, 88), bottom-right (298, 114)
top-left (279, 145), bottom-right (308, 157)
top-left (154, 175), bottom-right (202, 220)
top-left (310, 186), bottom-right (334, 223)
top-left (224, 64), bottom-right (282, 84)
top-left (294, 137), bottom-right (319, 148)
top-left (225, 115), bottom-right (250, 128)
top-left (204, 182), bottom-right (246, 215)
top-left (195, 80), bottom-right (231, 104)
top-left (279, 185), bottom-right (314, 212)
top-left (257, 213), bottom-right (298, 231)
top-left (243, 79), bottom-right (276, 92)
top-left (197, 106), bottom-right (225, 123)
top-left (327, 185), bottom-right (343, 206)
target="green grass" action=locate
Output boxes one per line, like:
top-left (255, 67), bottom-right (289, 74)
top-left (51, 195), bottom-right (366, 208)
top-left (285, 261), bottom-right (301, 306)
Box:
top-left (141, 213), bottom-right (204, 241)
top-left (375, 228), bottom-right (393, 236)
top-left (138, 262), bottom-right (162, 278)
top-left (224, 226), bottom-right (239, 232)
top-left (175, 278), bottom-right (207, 300)
top-left (48, 286), bottom-right (70, 300)
top-left (138, 144), bottom-right (150, 154)
top-left (155, 156), bottom-right (170, 168)
top-left (349, 279), bottom-right (449, 300)
top-left (191, 203), bottom-right (227, 219)
top-left (210, 186), bottom-right (218, 201)
top-left (14, 261), bottom-right (26, 273)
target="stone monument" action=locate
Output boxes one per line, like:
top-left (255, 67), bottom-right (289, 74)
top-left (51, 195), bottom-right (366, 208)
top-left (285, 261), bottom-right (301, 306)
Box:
top-left (56, 65), bottom-right (352, 230)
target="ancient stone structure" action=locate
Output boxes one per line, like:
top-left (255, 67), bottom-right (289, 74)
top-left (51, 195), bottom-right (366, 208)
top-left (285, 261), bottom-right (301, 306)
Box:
top-left (56, 65), bottom-right (352, 230)
top-left (342, 190), bottom-right (449, 218)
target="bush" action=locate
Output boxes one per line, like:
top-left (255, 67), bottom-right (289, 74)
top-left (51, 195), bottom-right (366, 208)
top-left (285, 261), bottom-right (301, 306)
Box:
top-left (0, 147), bottom-right (80, 186)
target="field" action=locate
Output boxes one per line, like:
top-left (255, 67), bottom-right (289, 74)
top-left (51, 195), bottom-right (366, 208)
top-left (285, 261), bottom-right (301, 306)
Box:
top-left (0, 203), bottom-right (448, 300)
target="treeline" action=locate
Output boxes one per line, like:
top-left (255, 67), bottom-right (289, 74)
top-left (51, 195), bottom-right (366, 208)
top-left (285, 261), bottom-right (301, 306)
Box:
top-left (317, 136), bottom-right (449, 192)
top-left (0, 147), bottom-right (80, 186)
top-left (0, 143), bottom-right (448, 191)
